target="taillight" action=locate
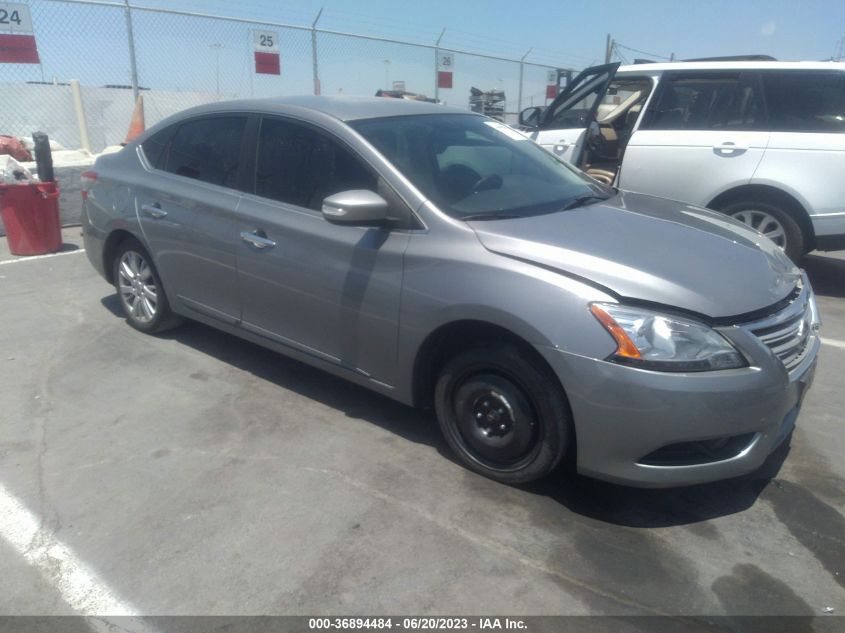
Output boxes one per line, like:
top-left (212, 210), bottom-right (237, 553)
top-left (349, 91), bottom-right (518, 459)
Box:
top-left (81, 170), bottom-right (98, 200)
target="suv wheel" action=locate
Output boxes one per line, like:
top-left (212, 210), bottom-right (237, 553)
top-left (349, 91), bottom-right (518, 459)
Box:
top-left (434, 344), bottom-right (572, 484)
top-left (718, 199), bottom-right (805, 262)
top-left (113, 238), bottom-right (182, 334)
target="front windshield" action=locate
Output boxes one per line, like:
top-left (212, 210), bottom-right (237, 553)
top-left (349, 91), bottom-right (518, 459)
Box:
top-left (350, 114), bottom-right (611, 220)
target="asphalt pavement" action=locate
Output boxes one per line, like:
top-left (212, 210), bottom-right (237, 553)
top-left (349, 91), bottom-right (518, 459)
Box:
top-left (0, 228), bottom-right (843, 620)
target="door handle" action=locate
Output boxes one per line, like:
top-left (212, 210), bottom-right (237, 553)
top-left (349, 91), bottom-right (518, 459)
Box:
top-left (141, 203), bottom-right (167, 219)
top-left (240, 231), bottom-right (276, 249)
top-left (713, 143), bottom-right (748, 154)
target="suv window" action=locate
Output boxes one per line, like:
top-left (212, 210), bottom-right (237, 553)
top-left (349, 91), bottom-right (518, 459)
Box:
top-left (165, 116), bottom-right (247, 188)
top-left (762, 71), bottom-right (845, 133)
top-left (545, 68), bottom-right (614, 129)
top-left (255, 117), bottom-right (377, 210)
top-left (643, 73), bottom-right (763, 131)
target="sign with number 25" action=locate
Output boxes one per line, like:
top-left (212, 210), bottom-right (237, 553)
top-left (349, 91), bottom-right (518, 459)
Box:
top-left (253, 29), bottom-right (279, 53)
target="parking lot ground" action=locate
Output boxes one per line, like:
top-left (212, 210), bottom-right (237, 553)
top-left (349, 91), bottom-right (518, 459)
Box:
top-left (0, 229), bottom-right (843, 618)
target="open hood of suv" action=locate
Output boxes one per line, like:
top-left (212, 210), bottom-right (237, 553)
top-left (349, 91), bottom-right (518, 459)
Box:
top-left (469, 191), bottom-right (801, 320)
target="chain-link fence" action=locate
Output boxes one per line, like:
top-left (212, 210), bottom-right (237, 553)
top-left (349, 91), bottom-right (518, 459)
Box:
top-left (0, 0), bottom-right (573, 153)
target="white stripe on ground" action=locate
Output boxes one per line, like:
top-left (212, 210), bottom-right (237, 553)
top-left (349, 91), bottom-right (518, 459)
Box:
top-left (0, 481), bottom-right (142, 617)
top-left (821, 337), bottom-right (845, 350)
top-left (0, 249), bottom-right (85, 265)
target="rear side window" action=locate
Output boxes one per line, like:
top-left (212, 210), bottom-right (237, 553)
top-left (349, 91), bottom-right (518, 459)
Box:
top-left (255, 118), bottom-right (377, 210)
top-left (165, 116), bottom-right (247, 188)
top-left (762, 71), bottom-right (845, 133)
top-left (141, 127), bottom-right (173, 169)
top-left (642, 74), bottom-right (763, 131)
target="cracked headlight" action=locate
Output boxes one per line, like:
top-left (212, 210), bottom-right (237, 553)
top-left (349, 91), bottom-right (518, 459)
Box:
top-left (590, 303), bottom-right (746, 372)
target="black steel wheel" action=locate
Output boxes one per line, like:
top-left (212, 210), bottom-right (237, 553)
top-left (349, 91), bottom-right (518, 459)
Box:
top-left (435, 344), bottom-right (572, 484)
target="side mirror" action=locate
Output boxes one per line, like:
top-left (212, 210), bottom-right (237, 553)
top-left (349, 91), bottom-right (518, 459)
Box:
top-left (519, 106), bottom-right (543, 128)
top-left (322, 190), bottom-right (389, 226)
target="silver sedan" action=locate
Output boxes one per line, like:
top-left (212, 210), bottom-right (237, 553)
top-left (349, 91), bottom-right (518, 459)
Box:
top-left (81, 96), bottom-right (820, 487)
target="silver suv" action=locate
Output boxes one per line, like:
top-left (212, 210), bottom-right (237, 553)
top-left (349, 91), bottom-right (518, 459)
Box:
top-left (82, 96), bottom-right (820, 487)
top-left (520, 60), bottom-right (845, 261)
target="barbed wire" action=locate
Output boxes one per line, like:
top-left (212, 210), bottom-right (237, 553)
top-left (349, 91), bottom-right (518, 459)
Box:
top-left (2, 0), bottom-right (573, 151)
top-left (614, 41), bottom-right (674, 61)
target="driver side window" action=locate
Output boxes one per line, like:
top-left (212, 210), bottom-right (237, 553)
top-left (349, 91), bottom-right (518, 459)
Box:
top-left (546, 70), bottom-right (614, 129)
top-left (255, 118), bottom-right (377, 211)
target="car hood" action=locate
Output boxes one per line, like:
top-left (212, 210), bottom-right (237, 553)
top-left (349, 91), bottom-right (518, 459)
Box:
top-left (469, 191), bottom-right (801, 319)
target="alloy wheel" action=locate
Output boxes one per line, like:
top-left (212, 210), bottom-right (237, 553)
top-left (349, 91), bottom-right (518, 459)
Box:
top-left (118, 250), bottom-right (158, 323)
top-left (730, 209), bottom-right (787, 249)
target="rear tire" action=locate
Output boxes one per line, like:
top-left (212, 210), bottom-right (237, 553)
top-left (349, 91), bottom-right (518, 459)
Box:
top-left (112, 238), bottom-right (182, 334)
top-left (717, 199), bottom-right (805, 262)
top-left (434, 344), bottom-right (572, 484)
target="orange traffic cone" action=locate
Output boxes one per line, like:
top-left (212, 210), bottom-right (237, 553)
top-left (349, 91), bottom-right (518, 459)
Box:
top-left (124, 95), bottom-right (145, 144)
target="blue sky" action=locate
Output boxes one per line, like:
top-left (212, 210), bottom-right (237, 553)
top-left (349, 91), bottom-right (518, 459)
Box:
top-left (135, 0), bottom-right (845, 66)
top-left (12, 0), bottom-right (845, 114)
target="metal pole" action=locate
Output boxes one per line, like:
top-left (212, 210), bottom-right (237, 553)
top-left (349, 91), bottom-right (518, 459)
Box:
top-left (434, 28), bottom-right (445, 102)
top-left (248, 30), bottom-right (254, 97)
top-left (311, 8), bottom-right (322, 95)
top-left (209, 43), bottom-right (223, 96)
top-left (517, 47), bottom-right (531, 113)
top-left (124, 0), bottom-right (139, 102)
top-left (70, 79), bottom-right (92, 153)
top-left (605, 33), bottom-right (612, 63)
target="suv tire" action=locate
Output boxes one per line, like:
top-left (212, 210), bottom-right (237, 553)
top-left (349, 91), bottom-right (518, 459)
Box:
top-left (718, 199), bottom-right (805, 262)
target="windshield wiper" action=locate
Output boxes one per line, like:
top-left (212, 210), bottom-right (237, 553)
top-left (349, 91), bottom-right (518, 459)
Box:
top-left (459, 212), bottom-right (520, 221)
top-left (561, 194), bottom-right (609, 210)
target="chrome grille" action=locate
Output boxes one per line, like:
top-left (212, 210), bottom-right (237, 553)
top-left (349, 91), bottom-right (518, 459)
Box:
top-left (748, 294), bottom-right (813, 372)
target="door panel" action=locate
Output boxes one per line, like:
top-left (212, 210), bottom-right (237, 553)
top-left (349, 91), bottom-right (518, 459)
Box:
top-left (136, 176), bottom-right (242, 322)
top-left (135, 114), bottom-right (248, 321)
top-left (235, 116), bottom-right (408, 383)
top-left (755, 132), bottom-right (845, 235)
top-left (754, 70), bottom-right (845, 236)
top-left (236, 196), bottom-right (408, 382)
top-left (529, 62), bottom-right (620, 165)
top-left (529, 127), bottom-right (587, 164)
top-left (619, 129), bottom-right (769, 206)
top-left (618, 71), bottom-right (769, 207)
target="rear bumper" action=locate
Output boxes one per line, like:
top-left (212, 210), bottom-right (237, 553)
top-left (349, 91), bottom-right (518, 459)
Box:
top-left (81, 201), bottom-right (107, 280)
top-left (537, 334), bottom-right (819, 488)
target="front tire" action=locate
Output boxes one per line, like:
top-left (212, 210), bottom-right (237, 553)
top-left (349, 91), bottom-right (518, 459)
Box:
top-left (718, 199), bottom-right (805, 262)
top-left (434, 344), bottom-right (572, 484)
top-left (112, 238), bottom-right (182, 334)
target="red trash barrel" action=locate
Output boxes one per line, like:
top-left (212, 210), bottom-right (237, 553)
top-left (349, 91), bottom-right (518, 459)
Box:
top-left (0, 181), bottom-right (62, 256)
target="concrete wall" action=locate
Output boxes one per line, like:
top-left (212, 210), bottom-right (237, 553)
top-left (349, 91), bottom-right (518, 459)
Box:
top-left (1, 83), bottom-right (221, 153)
top-left (1, 83), bottom-right (223, 238)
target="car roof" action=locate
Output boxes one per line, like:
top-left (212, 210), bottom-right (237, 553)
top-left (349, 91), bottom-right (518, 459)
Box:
top-left (617, 60), bottom-right (845, 74)
top-left (170, 95), bottom-right (472, 122)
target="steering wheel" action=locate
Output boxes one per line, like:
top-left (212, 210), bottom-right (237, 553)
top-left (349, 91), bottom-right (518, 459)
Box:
top-left (439, 164), bottom-right (483, 201)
